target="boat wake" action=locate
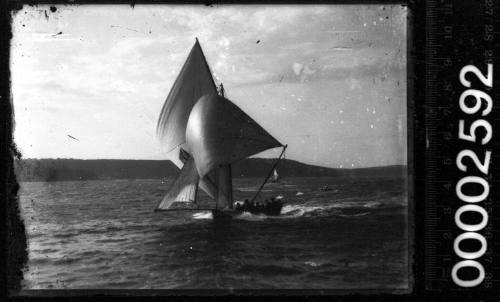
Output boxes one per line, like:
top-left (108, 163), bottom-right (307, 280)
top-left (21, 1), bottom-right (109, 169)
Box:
top-left (191, 211), bottom-right (267, 221)
top-left (191, 200), bottom-right (392, 221)
top-left (192, 211), bottom-right (213, 220)
top-left (234, 212), bottom-right (268, 221)
top-left (279, 202), bottom-right (377, 218)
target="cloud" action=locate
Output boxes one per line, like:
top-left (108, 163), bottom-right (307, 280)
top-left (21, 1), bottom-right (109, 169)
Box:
top-left (38, 81), bottom-right (97, 98)
top-left (11, 5), bottom-right (407, 167)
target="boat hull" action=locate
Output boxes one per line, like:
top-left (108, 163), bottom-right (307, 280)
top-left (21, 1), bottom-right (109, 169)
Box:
top-left (235, 200), bottom-right (283, 216)
top-left (212, 209), bottom-right (239, 222)
top-left (212, 200), bottom-right (283, 221)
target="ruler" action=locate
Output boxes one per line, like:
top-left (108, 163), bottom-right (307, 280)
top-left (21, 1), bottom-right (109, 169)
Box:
top-left (425, 0), bottom-right (500, 290)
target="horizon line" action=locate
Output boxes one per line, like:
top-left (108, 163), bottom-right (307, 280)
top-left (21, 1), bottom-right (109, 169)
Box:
top-left (15, 157), bottom-right (407, 170)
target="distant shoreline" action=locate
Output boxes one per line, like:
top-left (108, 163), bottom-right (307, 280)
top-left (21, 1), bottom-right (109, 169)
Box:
top-left (16, 174), bottom-right (408, 184)
top-left (14, 158), bottom-right (407, 182)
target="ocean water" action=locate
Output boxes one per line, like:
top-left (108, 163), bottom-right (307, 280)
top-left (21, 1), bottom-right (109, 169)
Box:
top-left (19, 176), bottom-right (409, 290)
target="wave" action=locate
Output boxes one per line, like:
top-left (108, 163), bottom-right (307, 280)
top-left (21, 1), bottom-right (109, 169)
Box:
top-left (30, 257), bottom-right (52, 265)
top-left (235, 188), bottom-right (273, 192)
top-left (31, 248), bottom-right (59, 254)
top-left (234, 212), bottom-right (268, 221)
top-left (337, 212), bottom-right (371, 218)
top-left (190, 198), bottom-right (402, 221)
top-left (94, 237), bottom-right (128, 243)
top-left (280, 205), bottom-right (324, 217)
top-left (192, 210), bottom-right (269, 221)
top-left (53, 256), bottom-right (81, 265)
top-left (280, 201), bottom-right (380, 216)
top-left (192, 211), bottom-right (213, 220)
top-left (235, 264), bottom-right (303, 276)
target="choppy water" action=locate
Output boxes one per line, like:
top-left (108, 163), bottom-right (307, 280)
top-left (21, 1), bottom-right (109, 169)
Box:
top-left (19, 176), bottom-right (409, 290)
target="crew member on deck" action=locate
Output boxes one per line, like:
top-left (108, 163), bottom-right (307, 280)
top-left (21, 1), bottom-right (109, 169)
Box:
top-left (256, 201), bottom-right (262, 212)
top-left (243, 199), bottom-right (250, 212)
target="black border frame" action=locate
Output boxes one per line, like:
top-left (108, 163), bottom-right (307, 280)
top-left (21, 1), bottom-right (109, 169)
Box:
top-left (1, 0), bottom-right (424, 300)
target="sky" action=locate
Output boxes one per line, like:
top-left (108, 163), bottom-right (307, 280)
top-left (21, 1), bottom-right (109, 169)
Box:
top-left (11, 4), bottom-right (407, 168)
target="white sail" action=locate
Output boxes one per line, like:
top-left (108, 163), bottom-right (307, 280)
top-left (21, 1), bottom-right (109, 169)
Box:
top-left (156, 39), bottom-right (218, 200)
top-left (186, 94), bottom-right (283, 179)
top-left (156, 39), bottom-right (283, 212)
top-left (156, 39), bottom-right (217, 152)
top-left (185, 94), bottom-right (283, 209)
top-left (273, 169), bottom-right (279, 182)
top-left (155, 157), bottom-right (199, 210)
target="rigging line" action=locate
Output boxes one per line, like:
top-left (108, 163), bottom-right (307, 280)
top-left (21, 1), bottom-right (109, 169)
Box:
top-left (250, 145), bottom-right (287, 203)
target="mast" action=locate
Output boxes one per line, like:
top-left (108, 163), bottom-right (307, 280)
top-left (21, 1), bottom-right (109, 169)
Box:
top-left (216, 82), bottom-right (233, 209)
top-left (216, 164), bottom-right (233, 209)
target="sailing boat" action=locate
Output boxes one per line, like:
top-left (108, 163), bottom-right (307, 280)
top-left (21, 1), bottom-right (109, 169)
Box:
top-left (155, 38), bottom-right (287, 219)
top-left (272, 168), bottom-right (279, 183)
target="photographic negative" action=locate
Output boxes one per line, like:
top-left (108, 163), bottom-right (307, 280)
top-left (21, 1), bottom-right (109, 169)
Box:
top-left (9, 4), bottom-right (409, 292)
